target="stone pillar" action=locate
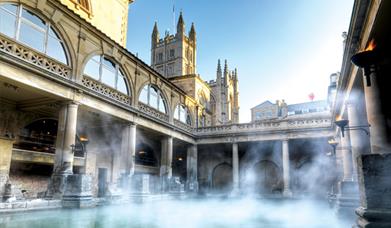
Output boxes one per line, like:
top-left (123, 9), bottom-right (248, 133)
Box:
top-left (125, 124), bottom-right (136, 176)
top-left (282, 139), bottom-right (292, 196)
top-left (364, 71), bottom-right (389, 154)
top-left (355, 153), bottom-right (391, 227)
top-left (347, 102), bottom-right (370, 180)
top-left (336, 128), bottom-right (359, 219)
top-left (120, 124), bottom-right (136, 190)
top-left (186, 144), bottom-right (198, 192)
top-left (160, 136), bottom-right (173, 178)
top-left (47, 102), bottom-right (79, 198)
top-left (53, 102), bottom-right (79, 174)
top-left (232, 143), bottom-right (239, 193)
top-left (160, 136), bottom-right (173, 192)
top-left (0, 137), bottom-right (14, 201)
top-left (341, 131), bottom-right (353, 181)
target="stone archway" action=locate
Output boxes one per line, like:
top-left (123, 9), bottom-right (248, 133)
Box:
top-left (212, 163), bottom-right (233, 193)
top-left (252, 160), bottom-right (282, 194)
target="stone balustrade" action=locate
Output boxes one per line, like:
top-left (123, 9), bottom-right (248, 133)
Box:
top-left (195, 112), bottom-right (332, 136)
top-left (138, 103), bottom-right (169, 122)
top-left (0, 35), bottom-right (71, 79)
top-left (81, 76), bottom-right (131, 105)
top-left (173, 119), bottom-right (193, 132)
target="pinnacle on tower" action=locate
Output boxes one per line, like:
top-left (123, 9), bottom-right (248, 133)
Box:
top-left (217, 59), bottom-right (221, 73)
top-left (224, 59), bottom-right (228, 74)
top-left (189, 22), bottom-right (196, 41)
top-left (177, 11), bottom-right (185, 35)
top-left (152, 21), bottom-right (159, 47)
top-left (152, 21), bottom-right (159, 35)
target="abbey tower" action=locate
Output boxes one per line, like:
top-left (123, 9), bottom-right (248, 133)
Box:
top-left (151, 13), bottom-right (239, 125)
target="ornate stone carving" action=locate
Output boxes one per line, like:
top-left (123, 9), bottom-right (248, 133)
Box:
top-left (0, 35), bottom-right (71, 78)
top-left (81, 76), bottom-right (130, 105)
top-left (138, 103), bottom-right (169, 122)
top-left (195, 117), bottom-right (331, 135)
top-left (174, 119), bottom-right (193, 132)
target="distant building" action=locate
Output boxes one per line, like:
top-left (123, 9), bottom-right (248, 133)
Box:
top-left (251, 100), bottom-right (329, 122)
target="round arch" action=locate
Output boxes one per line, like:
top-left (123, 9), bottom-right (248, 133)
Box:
top-left (137, 82), bottom-right (171, 115)
top-left (251, 160), bottom-right (283, 194)
top-left (173, 103), bottom-right (192, 125)
top-left (82, 54), bottom-right (133, 98)
top-left (211, 162), bottom-right (233, 193)
top-left (0, 2), bottom-right (73, 67)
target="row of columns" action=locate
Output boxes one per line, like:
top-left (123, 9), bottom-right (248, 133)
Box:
top-left (49, 101), bottom-right (199, 196)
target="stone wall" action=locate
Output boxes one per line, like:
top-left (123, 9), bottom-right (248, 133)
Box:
top-left (9, 174), bottom-right (50, 199)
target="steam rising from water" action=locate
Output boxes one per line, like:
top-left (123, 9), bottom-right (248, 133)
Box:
top-left (1, 198), bottom-right (350, 228)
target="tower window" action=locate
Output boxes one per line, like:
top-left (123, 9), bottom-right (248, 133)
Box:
top-left (157, 53), bottom-right (163, 62)
top-left (169, 49), bottom-right (175, 58)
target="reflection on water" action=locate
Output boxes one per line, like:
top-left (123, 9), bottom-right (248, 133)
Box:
top-left (0, 198), bottom-right (350, 228)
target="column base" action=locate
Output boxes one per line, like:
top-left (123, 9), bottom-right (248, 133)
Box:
top-left (355, 207), bottom-right (391, 228)
top-left (1, 175), bottom-right (12, 202)
top-left (230, 187), bottom-right (241, 197)
top-left (62, 174), bottom-right (94, 208)
top-left (45, 174), bottom-right (70, 199)
top-left (186, 181), bottom-right (199, 193)
top-left (336, 181), bottom-right (360, 219)
top-left (283, 189), bottom-right (293, 197)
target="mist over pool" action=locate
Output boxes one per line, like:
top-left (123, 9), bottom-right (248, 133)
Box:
top-left (0, 198), bottom-right (350, 228)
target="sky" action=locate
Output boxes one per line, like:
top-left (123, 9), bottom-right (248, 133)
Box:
top-left (126, 0), bottom-right (354, 123)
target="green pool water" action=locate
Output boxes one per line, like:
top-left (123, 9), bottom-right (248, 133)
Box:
top-left (0, 198), bottom-right (351, 228)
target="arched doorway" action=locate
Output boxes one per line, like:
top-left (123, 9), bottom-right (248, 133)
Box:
top-left (212, 163), bottom-right (233, 193)
top-left (252, 160), bottom-right (282, 194)
top-left (14, 118), bottom-right (58, 153)
top-left (135, 143), bottom-right (158, 167)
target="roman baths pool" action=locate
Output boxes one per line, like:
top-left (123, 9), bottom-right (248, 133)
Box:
top-left (0, 198), bottom-right (351, 228)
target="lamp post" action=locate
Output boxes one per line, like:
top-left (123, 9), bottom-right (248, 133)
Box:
top-left (79, 136), bottom-right (89, 174)
top-left (328, 138), bottom-right (338, 156)
top-left (335, 118), bottom-right (370, 138)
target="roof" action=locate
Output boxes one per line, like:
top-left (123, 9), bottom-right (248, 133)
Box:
top-left (251, 101), bottom-right (274, 110)
top-left (287, 100), bottom-right (328, 112)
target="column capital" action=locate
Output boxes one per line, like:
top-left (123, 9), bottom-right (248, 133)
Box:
top-left (61, 100), bottom-right (80, 106)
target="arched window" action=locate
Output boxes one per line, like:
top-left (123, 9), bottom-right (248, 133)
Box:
top-left (84, 55), bottom-right (129, 95)
top-left (199, 114), bottom-right (206, 127)
top-left (77, 0), bottom-right (90, 12)
top-left (198, 91), bottom-right (210, 111)
top-left (0, 3), bottom-right (68, 64)
top-left (174, 104), bottom-right (191, 125)
top-left (139, 84), bottom-right (167, 113)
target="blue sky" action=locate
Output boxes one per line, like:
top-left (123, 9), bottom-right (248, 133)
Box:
top-left (127, 0), bottom-right (354, 123)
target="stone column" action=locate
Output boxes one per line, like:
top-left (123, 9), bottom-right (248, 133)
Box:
top-left (119, 124), bottom-right (136, 191)
top-left (341, 131), bottom-right (353, 181)
top-left (232, 143), bottom-right (239, 193)
top-left (53, 102), bottom-right (79, 174)
top-left (364, 70), bottom-right (389, 154)
top-left (186, 144), bottom-right (198, 192)
top-left (0, 137), bottom-right (14, 201)
top-left (160, 136), bottom-right (173, 178)
top-left (124, 124), bottom-right (136, 176)
top-left (47, 102), bottom-right (79, 198)
top-left (347, 102), bottom-right (370, 180)
top-left (282, 139), bottom-right (292, 196)
top-left (160, 136), bottom-right (173, 192)
top-left (336, 128), bottom-right (359, 219)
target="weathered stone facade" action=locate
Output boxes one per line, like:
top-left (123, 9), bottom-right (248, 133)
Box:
top-left (0, 0), bottom-right (345, 210)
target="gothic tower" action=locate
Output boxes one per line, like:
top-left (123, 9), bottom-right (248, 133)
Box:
top-left (150, 12), bottom-right (196, 78)
top-left (212, 59), bottom-right (240, 125)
